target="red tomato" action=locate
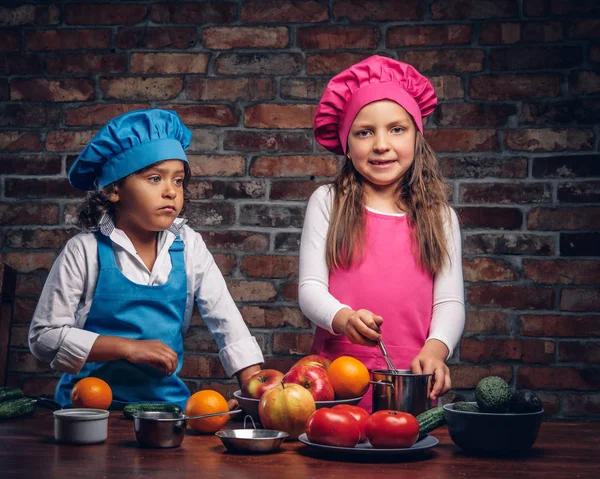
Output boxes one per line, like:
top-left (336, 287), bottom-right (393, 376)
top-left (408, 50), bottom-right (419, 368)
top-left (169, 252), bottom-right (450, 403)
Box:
top-left (332, 404), bottom-right (370, 442)
top-left (305, 408), bottom-right (361, 448)
top-left (365, 410), bottom-right (419, 449)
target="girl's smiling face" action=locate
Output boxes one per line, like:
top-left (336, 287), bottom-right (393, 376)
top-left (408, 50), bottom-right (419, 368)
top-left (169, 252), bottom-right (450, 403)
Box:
top-left (347, 100), bottom-right (416, 191)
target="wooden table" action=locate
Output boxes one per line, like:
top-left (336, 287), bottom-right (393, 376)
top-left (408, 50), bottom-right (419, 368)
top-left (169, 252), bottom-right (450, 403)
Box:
top-left (1, 410), bottom-right (599, 478)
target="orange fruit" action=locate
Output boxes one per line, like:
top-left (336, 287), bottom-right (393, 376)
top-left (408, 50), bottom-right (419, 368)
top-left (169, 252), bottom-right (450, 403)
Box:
top-left (185, 390), bottom-right (230, 433)
top-left (71, 377), bottom-right (112, 409)
top-left (327, 356), bottom-right (370, 399)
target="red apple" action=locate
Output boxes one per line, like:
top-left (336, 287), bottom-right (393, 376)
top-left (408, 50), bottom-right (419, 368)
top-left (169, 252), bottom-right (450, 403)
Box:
top-left (258, 383), bottom-right (316, 440)
top-left (283, 364), bottom-right (335, 402)
top-left (240, 369), bottom-right (284, 399)
top-left (292, 354), bottom-right (331, 370)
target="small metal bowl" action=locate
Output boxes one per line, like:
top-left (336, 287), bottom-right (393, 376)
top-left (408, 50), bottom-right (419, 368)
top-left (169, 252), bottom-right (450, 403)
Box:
top-left (215, 416), bottom-right (288, 453)
top-left (133, 411), bottom-right (186, 448)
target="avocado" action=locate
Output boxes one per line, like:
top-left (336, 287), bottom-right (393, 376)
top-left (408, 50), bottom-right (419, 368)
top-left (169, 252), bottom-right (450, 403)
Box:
top-left (509, 390), bottom-right (543, 413)
top-left (453, 401), bottom-right (480, 412)
top-left (475, 376), bottom-right (512, 413)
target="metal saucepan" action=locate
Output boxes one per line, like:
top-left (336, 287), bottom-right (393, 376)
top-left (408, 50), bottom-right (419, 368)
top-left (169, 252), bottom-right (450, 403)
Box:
top-left (371, 369), bottom-right (432, 416)
top-left (133, 409), bottom-right (242, 448)
top-left (215, 416), bottom-right (288, 453)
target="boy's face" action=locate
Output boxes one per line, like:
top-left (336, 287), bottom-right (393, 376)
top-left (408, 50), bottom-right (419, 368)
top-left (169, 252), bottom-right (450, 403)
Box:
top-left (347, 100), bottom-right (416, 191)
top-left (110, 160), bottom-right (186, 233)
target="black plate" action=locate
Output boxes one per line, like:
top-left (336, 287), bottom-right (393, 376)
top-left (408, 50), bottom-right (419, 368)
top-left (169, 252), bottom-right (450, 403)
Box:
top-left (298, 433), bottom-right (438, 456)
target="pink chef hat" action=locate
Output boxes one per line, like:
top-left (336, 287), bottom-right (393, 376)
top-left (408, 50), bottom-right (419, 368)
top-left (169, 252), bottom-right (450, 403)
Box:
top-left (314, 55), bottom-right (438, 155)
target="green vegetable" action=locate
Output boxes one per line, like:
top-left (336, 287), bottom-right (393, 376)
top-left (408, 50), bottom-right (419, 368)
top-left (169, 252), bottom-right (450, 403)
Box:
top-left (416, 406), bottom-right (446, 439)
top-left (122, 403), bottom-right (183, 419)
top-left (509, 390), bottom-right (542, 413)
top-left (0, 387), bottom-right (24, 403)
top-left (475, 376), bottom-right (512, 413)
top-left (453, 401), bottom-right (480, 412)
top-left (0, 397), bottom-right (36, 419)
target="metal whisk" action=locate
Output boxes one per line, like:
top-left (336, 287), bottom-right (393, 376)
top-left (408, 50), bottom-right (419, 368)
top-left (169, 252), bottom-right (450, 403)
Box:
top-left (378, 340), bottom-right (398, 371)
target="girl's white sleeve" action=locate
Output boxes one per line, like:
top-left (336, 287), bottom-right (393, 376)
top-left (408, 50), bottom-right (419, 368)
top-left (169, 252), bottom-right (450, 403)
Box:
top-left (28, 236), bottom-right (99, 374)
top-left (426, 208), bottom-right (466, 359)
top-left (189, 229), bottom-right (264, 377)
top-left (298, 185), bottom-right (349, 333)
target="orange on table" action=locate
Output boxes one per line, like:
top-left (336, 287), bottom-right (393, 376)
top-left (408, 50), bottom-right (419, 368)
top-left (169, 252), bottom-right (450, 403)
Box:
top-left (185, 390), bottom-right (230, 433)
top-left (327, 356), bottom-right (370, 399)
top-left (71, 377), bottom-right (112, 409)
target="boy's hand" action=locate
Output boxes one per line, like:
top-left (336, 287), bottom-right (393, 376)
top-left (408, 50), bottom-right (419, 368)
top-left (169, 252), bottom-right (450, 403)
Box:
top-left (410, 340), bottom-right (451, 400)
top-left (123, 339), bottom-right (178, 376)
top-left (334, 308), bottom-right (383, 346)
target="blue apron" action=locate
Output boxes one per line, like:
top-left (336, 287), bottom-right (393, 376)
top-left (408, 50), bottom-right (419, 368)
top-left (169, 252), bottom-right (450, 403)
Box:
top-left (55, 232), bottom-right (190, 409)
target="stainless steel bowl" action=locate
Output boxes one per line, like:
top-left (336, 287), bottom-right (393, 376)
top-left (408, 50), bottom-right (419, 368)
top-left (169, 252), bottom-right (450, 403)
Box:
top-left (215, 428), bottom-right (289, 453)
top-left (133, 411), bottom-right (186, 448)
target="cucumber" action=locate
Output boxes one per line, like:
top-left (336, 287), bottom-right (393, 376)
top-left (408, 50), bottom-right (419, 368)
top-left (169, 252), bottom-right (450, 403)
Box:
top-left (123, 403), bottom-right (183, 419)
top-left (0, 397), bottom-right (36, 419)
top-left (0, 387), bottom-right (24, 403)
top-left (416, 406), bottom-right (446, 439)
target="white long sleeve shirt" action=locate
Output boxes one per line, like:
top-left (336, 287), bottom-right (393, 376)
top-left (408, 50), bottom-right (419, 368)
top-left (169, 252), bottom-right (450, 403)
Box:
top-left (28, 216), bottom-right (264, 377)
top-left (298, 185), bottom-right (465, 358)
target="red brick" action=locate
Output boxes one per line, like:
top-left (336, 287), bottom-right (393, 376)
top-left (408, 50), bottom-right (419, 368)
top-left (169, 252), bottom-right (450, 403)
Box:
top-left (239, 205), bottom-right (305, 228)
top-left (0, 203), bottom-right (58, 225)
top-left (0, 4), bottom-right (60, 25)
top-left (456, 207), bottom-right (523, 230)
top-left (184, 329), bottom-right (218, 353)
top-left (188, 129), bottom-right (219, 152)
top-left (525, 0), bottom-right (600, 16)
top-left (438, 103), bottom-right (516, 127)
top-left (46, 130), bottom-right (95, 152)
top-left (6, 228), bottom-right (78, 249)
top-left (180, 355), bottom-right (226, 378)
top-left (470, 74), bottom-right (561, 100)
top-left (184, 202), bottom-right (235, 228)
top-left (528, 207), bottom-right (600, 231)
top-left (224, 131), bottom-right (312, 153)
top-left (399, 49), bottom-right (484, 73)
top-left (424, 130), bottom-right (498, 152)
top-left (0, 131), bottom-right (42, 152)
top-left (0, 251), bottom-right (57, 272)
top-left (47, 53), bottom-right (126, 74)
top-left (26, 29), bottom-right (110, 51)
top-left (251, 155), bottom-right (338, 178)
top-left (467, 284), bottom-right (554, 309)
top-left (115, 27), bottom-right (196, 49)
top-left (0, 104), bottom-right (60, 128)
top-left (281, 281), bottom-right (299, 301)
top-left (13, 299), bottom-right (37, 324)
top-left (213, 253), bottom-right (236, 277)
top-left (464, 233), bottom-right (554, 256)
top-left (11, 78), bottom-right (94, 102)
top-left (198, 382), bottom-right (240, 399)
top-left (7, 351), bottom-right (52, 373)
top-left (480, 21), bottom-right (563, 44)
top-left (241, 255), bottom-right (298, 279)
top-left (203, 27), bottom-right (288, 49)
top-left (275, 233), bottom-right (301, 252)
top-left (429, 76), bottom-right (465, 100)
top-left (591, 45), bottom-right (600, 63)
top-left (188, 180), bottom-right (265, 200)
top-left (570, 72), bottom-right (600, 95)
top-left (520, 314), bottom-right (600, 337)
top-left (505, 128), bottom-right (594, 152)
top-left (558, 181), bottom-right (600, 203)
top-left (464, 310), bottom-right (510, 334)
top-left (64, 104), bottom-right (149, 126)
top-left (334, 0), bottom-right (422, 20)
top-left (215, 53), bottom-right (301, 75)
top-left (131, 53), bottom-right (208, 74)
top-left (241, 306), bottom-right (310, 329)
top-left (152, 2), bottom-right (236, 24)
top-left (432, 0), bottom-right (518, 19)
top-left (560, 342), bottom-right (600, 364)
top-left (187, 77), bottom-right (275, 101)
top-left (202, 231), bottom-right (269, 252)
top-left (517, 366), bottom-right (598, 390)
top-left (387, 25), bottom-right (471, 47)
top-left (533, 154), bottom-right (600, 179)
top-left (100, 77), bottom-right (183, 100)
top-left (560, 289), bottom-right (600, 312)
top-left (163, 104), bottom-right (235, 127)
top-left (280, 78), bottom-right (329, 100)
top-left (492, 46), bottom-right (582, 70)
top-left (65, 3), bottom-right (147, 24)
top-left (307, 52), bottom-right (371, 75)
top-left (563, 394), bottom-right (600, 416)
top-left (449, 365), bottom-right (512, 389)
top-left (0, 80), bottom-right (6, 101)
top-left (5, 178), bottom-right (84, 199)
top-left (0, 30), bottom-right (19, 52)
top-left (16, 276), bottom-right (44, 296)
top-left (297, 26), bottom-right (380, 50)
top-left (519, 100), bottom-right (600, 126)
top-left (242, 1), bottom-right (327, 22)
top-left (19, 376), bottom-right (58, 397)
top-left (187, 155), bottom-right (245, 177)
top-left (227, 280), bottom-right (277, 302)
top-left (463, 257), bottom-right (519, 282)
top-left (460, 182), bottom-right (551, 204)
top-left (524, 259), bottom-right (600, 285)
top-left (461, 338), bottom-right (555, 363)
top-left (0, 54), bottom-right (44, 74)
top-left (0, 154), bottom-right (61, 175)
top-left (245, 104), bottom-right (316, 129)
top-left (272, 333), bottom-right (314, 354)
top-left (441, 156), bottom-right (527, 179)
top-left (270, 181), bottom-right (321, 201)
top-left (9, 325), bottom-right (28, 348)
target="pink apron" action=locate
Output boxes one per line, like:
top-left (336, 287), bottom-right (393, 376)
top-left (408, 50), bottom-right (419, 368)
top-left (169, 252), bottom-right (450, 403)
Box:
top-left (311, 210), bottom-right (433, 413)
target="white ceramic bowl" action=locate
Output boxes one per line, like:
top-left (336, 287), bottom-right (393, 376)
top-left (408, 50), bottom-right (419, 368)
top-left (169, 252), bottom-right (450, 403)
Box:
top-left (53, 409), bottom-right (109, 445)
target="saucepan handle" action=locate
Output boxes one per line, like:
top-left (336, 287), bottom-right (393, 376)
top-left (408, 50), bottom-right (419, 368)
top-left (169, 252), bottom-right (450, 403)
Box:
top-left (369, 380), bottom-right (394, 389)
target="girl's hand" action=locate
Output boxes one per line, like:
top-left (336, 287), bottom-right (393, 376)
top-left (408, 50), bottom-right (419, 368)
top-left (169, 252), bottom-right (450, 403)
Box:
top-left (410, 340), bottom-right (451, 401)
top-left (336, 308), bottom-right (383, 346)
top-left (123, 339), bottom-right (179, 376)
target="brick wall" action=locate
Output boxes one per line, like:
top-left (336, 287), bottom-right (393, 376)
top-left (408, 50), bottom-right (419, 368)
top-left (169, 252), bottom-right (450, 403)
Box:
top-left (1, 0), bottom-right (598, 420)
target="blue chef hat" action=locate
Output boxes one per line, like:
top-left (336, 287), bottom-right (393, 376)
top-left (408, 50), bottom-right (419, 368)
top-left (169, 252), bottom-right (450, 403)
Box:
top-left (68, 109), bottom-right (192, 191)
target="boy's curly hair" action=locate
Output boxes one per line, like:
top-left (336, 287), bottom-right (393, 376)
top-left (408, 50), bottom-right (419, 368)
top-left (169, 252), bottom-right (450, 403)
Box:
top-left (76, 161), bottom-right (192, 230)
